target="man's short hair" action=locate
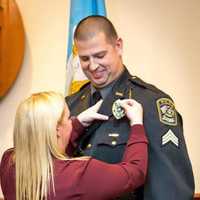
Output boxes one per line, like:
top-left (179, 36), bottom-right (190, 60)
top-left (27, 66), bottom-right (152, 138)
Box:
top-left (74, 15), bottom-right (118, 44)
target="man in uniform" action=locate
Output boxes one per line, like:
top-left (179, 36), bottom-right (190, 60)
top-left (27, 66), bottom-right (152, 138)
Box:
top-left (65, 15), bottom-right (194, 200)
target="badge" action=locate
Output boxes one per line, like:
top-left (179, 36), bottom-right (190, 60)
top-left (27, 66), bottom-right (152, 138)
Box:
top-left (156, 98), bottom-right (177, 126)
top-left (112, 99), bottom-right (125, 119)
top-left (162, 129), bottom-right (179, 147)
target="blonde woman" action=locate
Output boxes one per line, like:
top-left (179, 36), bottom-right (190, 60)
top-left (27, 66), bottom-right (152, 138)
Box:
top-left (0, 91), bottom-right (148, 200)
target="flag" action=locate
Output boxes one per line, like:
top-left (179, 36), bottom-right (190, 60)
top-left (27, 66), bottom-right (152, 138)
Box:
top-left (66, 0), bottom-right (106, 95)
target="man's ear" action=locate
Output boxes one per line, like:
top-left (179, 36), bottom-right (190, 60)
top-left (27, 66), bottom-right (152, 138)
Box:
top-left (115, 37), bottom-right (123, 55)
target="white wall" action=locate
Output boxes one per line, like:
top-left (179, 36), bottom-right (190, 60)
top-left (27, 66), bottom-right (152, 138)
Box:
top-left (0, 0), bottom-right (199, 197)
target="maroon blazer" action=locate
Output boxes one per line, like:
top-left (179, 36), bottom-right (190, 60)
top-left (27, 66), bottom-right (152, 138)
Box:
top-left (0, 118), bottom-right (148, 200)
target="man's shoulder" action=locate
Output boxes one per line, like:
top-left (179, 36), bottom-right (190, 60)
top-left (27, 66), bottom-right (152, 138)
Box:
top-left (128, 76), bottom-right (179, 126)
top-left (65, 81), bottom-right (90, 103)
top-left (128, 75), bottom-right (170, 98)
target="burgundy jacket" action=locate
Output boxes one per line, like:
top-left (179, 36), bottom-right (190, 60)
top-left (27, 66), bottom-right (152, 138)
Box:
top-left (0, 118), bottom-right (148, 200)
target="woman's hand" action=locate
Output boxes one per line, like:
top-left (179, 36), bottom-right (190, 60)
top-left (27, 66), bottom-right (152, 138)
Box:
top-left (119, 99), bottom-right (143, 126)
top-left (77, 100), bottom-right (109, 127)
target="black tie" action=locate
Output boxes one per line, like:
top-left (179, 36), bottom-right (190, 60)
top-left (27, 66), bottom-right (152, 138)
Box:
top-left (91, 91), bottom-right (102, 106)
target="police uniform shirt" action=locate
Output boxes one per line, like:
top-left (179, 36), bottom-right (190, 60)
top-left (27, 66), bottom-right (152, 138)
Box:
top-left (65, 67), bottom-right (194, 200)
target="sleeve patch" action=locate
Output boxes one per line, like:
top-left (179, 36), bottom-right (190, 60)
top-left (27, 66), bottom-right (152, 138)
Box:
top-left (156, 98), bottom-right (177, 126)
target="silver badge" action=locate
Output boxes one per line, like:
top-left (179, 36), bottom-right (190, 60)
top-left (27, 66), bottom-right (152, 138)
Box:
top-left (112, 99), bottom-right (125, 119)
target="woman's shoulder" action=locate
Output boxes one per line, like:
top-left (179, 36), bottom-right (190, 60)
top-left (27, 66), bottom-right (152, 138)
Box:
top-left (2, 148), bottom-right (14, 157)
top-left (0, 148), bottom-right (14, 166)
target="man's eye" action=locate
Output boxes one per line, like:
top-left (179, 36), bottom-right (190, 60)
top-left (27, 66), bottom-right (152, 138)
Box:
top-left (97, 55), bottom-right (104, 59)
top-left (96, 54), bottom-right (105, 59)
top-left (80, 57), bottom-right (89, 62)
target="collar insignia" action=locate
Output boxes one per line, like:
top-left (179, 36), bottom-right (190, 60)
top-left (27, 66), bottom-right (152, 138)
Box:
top-left (115, 92), bottom-right (124, 97)
top-left (81, 95), bottom-right (86, 100)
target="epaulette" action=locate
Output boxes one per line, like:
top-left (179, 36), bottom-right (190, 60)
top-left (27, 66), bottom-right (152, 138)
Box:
top-left (78, 80), bottom-right (91, 90)
top-left (128, 76), bottom-right (165, 94)
top-left (69, 80), bottom-right (91, 96)
top-left (65, 81), bottom-right (90, 105)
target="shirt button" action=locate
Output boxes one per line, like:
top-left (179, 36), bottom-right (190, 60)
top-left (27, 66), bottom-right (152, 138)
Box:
top-left (111, 141), bottom-right (117, 146)
top-left (86, 144), bottom-right (92, 149)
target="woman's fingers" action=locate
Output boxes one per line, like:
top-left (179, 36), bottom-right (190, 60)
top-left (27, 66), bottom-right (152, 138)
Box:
top-left (91, 99), bottom-right (103, 111)
top-left (119, 99), bottom-right (134, 111)
top-left (93, 113), bottom-right (109, 120)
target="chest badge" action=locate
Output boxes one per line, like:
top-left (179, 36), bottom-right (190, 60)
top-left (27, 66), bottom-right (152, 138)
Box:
top-left (112, 99), bottom-right (125, 119)
top-left (157, 98), bottom-right (177, 126)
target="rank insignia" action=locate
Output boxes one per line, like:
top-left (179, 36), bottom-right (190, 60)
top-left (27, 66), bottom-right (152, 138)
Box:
top-left (157, 98), bottom-right (177, 126)
top-left (162, 129), bottom-right (179, 147)
top-left (112, 99), bottom-right (125, 119)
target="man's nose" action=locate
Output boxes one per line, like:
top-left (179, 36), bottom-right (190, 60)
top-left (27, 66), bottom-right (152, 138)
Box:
top-left (89, 58), bottom-right (98, 71)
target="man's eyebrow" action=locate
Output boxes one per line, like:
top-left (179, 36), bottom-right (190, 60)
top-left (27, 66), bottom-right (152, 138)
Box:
top-left (92, 50), bottom-right (107, 57)
top-left (79, 50), bottom-right (107, 58)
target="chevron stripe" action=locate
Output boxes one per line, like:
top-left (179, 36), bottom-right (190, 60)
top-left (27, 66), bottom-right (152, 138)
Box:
top-left (162, 129), bottom-right (179, 147)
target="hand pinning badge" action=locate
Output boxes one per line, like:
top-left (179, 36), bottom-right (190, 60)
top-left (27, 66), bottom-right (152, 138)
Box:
top-left (112, 99), bottom-right (125, 119)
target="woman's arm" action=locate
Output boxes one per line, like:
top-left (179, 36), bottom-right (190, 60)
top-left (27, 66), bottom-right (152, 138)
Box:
top-left (66, 117), bottom-right (85, 156)
top-left (81, 124), bottom-right (148, 200)
top-left (66, 100), bottom-right (108, 156)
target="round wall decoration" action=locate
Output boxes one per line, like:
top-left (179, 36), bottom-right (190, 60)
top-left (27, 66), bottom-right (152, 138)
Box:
top-left (0, 0), bottom-right (25, 99)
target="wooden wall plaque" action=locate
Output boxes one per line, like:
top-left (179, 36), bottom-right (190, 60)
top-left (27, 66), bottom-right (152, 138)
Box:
top-left (0, 0), bottom-right (25, 99)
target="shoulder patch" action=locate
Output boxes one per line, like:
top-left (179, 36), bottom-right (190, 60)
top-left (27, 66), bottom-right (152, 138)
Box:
top-left (156, 98), bottom-right (177, 126)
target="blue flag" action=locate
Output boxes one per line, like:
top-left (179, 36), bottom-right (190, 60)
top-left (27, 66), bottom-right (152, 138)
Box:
top-left (66, 0), bottom-right (106, 94)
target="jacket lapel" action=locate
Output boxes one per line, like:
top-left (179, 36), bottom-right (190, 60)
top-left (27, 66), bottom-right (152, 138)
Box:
top-left (71, 88), bottom-right (91, 116)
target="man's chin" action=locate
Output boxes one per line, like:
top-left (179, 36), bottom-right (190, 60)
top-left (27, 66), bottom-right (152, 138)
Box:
top-left (92, 81), bottom-right (107, 88)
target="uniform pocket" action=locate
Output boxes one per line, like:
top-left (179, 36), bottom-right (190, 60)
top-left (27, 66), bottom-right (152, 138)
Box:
top-left (97, 134), bottom-right (127, 147)
top-left (94, 135), bottom-right (127, 163)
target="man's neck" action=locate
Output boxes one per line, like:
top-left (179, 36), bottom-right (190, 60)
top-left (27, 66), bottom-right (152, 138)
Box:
top-left (90, 67), bottom-right (127, 99)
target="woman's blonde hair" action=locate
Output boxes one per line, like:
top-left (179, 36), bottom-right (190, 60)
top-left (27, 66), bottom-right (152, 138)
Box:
top-left (14, 91), bottom-right (67, 200)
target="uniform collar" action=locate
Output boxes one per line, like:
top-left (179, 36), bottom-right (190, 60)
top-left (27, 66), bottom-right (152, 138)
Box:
top-left (90, 67), bottom-right (131, 99)
top-left (90, 79), bottom-right (117, 100)
top-left (97, 67), bottom-right (131, 116)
